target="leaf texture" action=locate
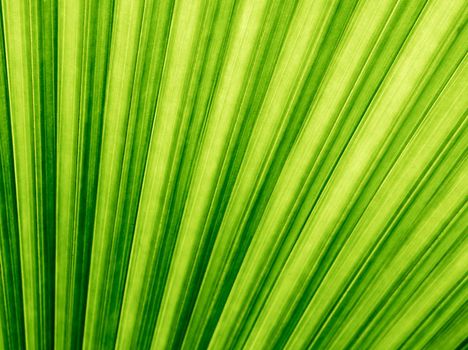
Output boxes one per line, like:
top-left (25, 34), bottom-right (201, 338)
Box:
top-left (0, 0), bottom-right (467, 349)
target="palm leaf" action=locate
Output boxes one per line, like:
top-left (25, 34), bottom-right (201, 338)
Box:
top-left (0, 0), bottom-right (467, 349)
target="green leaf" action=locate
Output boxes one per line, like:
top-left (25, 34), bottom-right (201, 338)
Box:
top-left (0, 0), bottom-right (466, 349)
